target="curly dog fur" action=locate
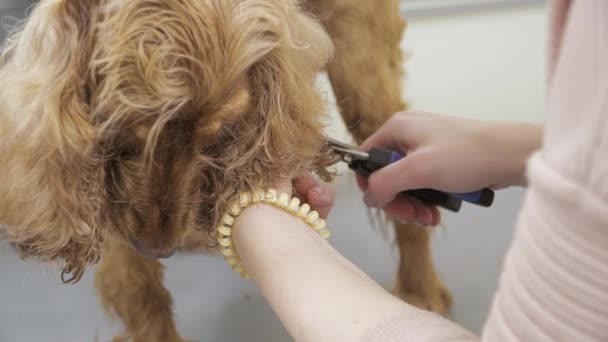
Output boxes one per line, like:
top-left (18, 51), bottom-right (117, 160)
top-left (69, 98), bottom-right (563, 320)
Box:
top-left (0, 0), bottom-right (451, 340)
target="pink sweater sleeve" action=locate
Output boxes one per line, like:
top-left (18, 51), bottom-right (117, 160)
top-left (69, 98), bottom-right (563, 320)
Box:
top-left (482, 1), bottom-right (608, 340)
top-left (363, 1), bottom-right (608, 340)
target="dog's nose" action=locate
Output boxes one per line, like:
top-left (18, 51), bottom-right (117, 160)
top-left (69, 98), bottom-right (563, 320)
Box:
top-left (147, 247), bottom-right (177, 259)
top-left (129, 238), bottom-right (177, 259)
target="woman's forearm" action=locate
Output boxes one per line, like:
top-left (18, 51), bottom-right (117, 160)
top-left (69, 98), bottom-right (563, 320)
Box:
top-left (233, 205), bottom-right (411, 341)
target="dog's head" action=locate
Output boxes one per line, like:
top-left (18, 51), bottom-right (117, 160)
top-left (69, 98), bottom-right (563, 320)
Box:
top-left (0, 0), bottom-right (335, 282)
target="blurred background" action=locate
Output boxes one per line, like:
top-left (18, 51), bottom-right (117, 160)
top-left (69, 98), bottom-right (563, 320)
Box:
top-left (0, 1), bottom-right (546, 341)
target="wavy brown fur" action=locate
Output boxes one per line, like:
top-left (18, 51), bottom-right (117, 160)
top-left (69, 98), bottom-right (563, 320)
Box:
top-left (0, 0), bottom-right (336, 282)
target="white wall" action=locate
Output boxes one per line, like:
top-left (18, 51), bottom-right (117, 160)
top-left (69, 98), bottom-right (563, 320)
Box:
top-left (403, 5), bottom-right (548, 123)
top-left (323, 3), bottom-right (548, 145)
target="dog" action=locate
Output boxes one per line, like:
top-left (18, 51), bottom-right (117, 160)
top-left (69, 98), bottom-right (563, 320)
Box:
top-left (0, 0), bottom-right (451, 341)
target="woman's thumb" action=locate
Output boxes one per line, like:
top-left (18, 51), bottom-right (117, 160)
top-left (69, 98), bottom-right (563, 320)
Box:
top-left (363, 155), bottom-right (431, 208)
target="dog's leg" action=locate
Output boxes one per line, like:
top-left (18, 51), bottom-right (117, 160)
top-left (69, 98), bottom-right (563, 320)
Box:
top-left (307, 0), bottom-right (452, 315)
top-left (95, 239), bottom-right (185, 342)
top-left (392, 224), bottom-right (452, 315)
top-left (306, 0), bottom-right (407, 141)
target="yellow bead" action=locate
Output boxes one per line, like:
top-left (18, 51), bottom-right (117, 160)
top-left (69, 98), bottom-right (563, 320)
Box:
top-left (217, 225), bottom-right (232, 237)
top-left (229, 203), bottom-right (241, 216)
top-left (218, 236), bottom-right (233, 247)
top-left (242, 272), bottom-right (252, 280)
top-left (226, 256), bottom-right (240, 266)
top-left (222, 214), bottom-right (235, 226)
top-left (265, 189), bottom-right (278, 204)
top-left (220, 247), bottom-right (235, 257)
top-left (305, 210), bottom-right (319, 224)
top-left (287, 197), bottom-right (300, 212)
top-left (297, 203), bottom-right (311, 217)
top-left (319, 229), bottom-right (331, 239)
top-left (277, 192), bottom-right (289, 208)
top-left (252, 190), bottom-right (264, 203)
top-left (312, 219), bottom-right (326, 231)
top-left (240, 192), bottom-right (252, 207)
top-left (232, 264), bottom-right (245, 273)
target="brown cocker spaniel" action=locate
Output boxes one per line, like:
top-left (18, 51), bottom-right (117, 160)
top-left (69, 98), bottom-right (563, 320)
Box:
top-left (0, 1), bottom-right (450, 341)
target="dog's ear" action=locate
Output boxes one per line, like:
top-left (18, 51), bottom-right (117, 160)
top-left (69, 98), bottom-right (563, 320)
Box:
top-left (236, 0), bottom-right (334, 175)
top-left (0, 0), bottom-right (103, 283)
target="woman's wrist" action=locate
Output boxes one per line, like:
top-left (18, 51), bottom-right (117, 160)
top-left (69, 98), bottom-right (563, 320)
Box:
top-left (230, 198), bottom-right (329, 278)
top-left (233, 203), bottom-right (294, 236)
top-left (479, 121), bottom-right (543, 188)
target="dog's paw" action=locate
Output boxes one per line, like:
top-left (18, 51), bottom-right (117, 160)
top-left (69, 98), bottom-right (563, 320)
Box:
top-left (391, 277), bottom-right (453, 316)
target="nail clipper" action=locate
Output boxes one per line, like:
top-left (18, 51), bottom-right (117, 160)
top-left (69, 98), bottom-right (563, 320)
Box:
top-left (327, 138), bottom-right (494, 212)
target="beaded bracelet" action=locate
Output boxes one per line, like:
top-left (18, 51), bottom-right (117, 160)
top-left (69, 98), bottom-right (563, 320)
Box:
top-left (216, 189), bottom-right (331, 279)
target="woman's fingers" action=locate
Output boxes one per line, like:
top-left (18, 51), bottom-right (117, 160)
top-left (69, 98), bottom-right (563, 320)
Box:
top-left (360, 112), bottom-right (423, 152)
top-left (306, 186), bottom-right (334, 219)
top-left (430, 206), bottom-right (441, 226)
top-left (382, 197), bottom-right (416, 223)
top-left (364, 152), bottom-right (435, 208)
top-left (293, 173), bottom-right (335, 219)
top-left (382, 195), bottom-right (440, 226)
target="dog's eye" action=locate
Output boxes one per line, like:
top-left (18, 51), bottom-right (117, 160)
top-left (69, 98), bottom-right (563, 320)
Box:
top-left (117, 146), bottom-right (141, 161)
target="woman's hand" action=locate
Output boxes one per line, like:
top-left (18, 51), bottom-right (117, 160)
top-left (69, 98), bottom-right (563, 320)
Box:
top-left (276, 173), bottom-right (335, 219)
top-left (293, 174), bottom-right (334, 219)
top-left (358, 111), bottom-right (542, 225)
